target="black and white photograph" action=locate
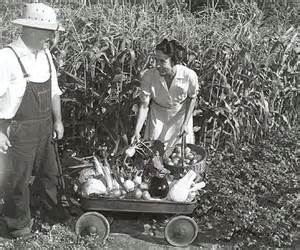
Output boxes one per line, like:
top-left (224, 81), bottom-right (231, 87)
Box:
top-left (0, 0), bottom-right (299, 249)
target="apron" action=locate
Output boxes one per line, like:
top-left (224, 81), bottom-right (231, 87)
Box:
top-left (145, 97), bottom-right (195, 149)
top-left (2, 46), bottom-right (59, 231)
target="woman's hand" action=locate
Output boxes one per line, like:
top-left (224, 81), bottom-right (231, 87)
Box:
top-left (180, 123), bottom-right (188, 137)
top-left (53, 120), bottom-right (64, 139)
top-left (131, 132), bottom-right (141, 144)
top-left (0, 131), bottom-right (11, 154)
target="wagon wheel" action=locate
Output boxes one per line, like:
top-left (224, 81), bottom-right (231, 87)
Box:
top-left (164, 215), bottom-right (198, 247)
top-left (75, 212), bottom-right (110, 241)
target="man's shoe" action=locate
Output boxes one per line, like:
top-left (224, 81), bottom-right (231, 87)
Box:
top-left (9, 219), bottom-right (33, 239)
top-left (10, 227), bottom-right (32, 239)
top-left (41, 205), bottom-right (72, 224)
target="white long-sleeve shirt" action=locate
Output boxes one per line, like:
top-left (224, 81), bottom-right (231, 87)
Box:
top-left (0, 37), bottom-right (62, 119)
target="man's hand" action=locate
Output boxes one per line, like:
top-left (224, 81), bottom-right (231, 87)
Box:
top-left (180, 123), bottom-right (188, 137)
top-left (0, 131), bottom-right (11, 154)
top-left (53, 120), bottom-right (64, 140)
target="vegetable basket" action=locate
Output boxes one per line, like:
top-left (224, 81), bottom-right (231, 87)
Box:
top-left (164, 143), bottom-right (206, 180)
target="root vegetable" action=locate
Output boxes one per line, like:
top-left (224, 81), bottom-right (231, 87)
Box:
top-left (112, 178), bottom-right (120, 190)
top-left (140, 182), bottom-right (149, 190)
top-left (124, 179), bottom-right (135, 192)
top-left (133, 174), bottom-right (142, 185)
top-left (111, 189), bottom-right (122, 198)
top-left (125, 146), bottom-right (136, 157)
top-left (184, 147), bottom-right (192, 155)
top-left (142, 190), bottom-right (152, 200)
top-left (134, 188), bottom-right (143, 199)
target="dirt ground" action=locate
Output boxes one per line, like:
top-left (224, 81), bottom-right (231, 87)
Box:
top-left (0, 212), bottom-right (299, 249)
top-left (0, 215), bottom-right (233, 250)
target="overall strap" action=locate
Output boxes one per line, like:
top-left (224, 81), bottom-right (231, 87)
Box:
top-left (4, 46), bottom-right (29, 79)
top-left (44, 49), bottom-right (52, 77)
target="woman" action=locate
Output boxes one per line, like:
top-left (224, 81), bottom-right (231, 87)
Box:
top-left (132, 39), bottom-right (199, 149)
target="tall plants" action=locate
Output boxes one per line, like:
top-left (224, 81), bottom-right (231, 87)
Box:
top-left (51, 1), bottom-right (299, 154)
top-left (0, 1), bottom-right (298, 154)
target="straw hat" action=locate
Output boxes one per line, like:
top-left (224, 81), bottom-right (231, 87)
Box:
top-left (12, 2), bottom-right (65, 31)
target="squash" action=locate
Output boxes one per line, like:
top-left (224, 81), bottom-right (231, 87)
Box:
top-left (81, 178), bottom-right (107, 198)
top-left (168, 170), bottom-right (197, 202)
top-left (190, 181), bottom-right (206, 192)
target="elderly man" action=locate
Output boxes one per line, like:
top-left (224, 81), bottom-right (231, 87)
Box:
top-left (0, 2), bottom-right (66, 238)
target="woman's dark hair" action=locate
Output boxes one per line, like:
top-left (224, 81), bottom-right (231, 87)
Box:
top-left (155, 39), bottom-right (185, 64)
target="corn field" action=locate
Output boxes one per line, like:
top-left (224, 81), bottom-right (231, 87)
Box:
top-left (0, 0), bottom-right (299, 156)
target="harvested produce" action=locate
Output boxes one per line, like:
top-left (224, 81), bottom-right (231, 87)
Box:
top-left (125, 146), bottom-right (136, 158)
top-left (102, 158), bottom-right (113, 191)
top-left (139, 182), bottom-right (149, 190)
top-left (93, 156), bottom-right (104, 176)
top-left (76, 147), bottom-right (205, 203)
top-left (123, 179), bottom-right (135, 192)
top-left (168, 170), bottom-right (197, 202)
top-left (133, 172), bottom-right (142, 185)
top-left (110, 189), bottom-right (122, 198)
top-left (165, 146), bottom-right (200, 167)
top-left (112, 178), bottom-right (121, 190)
top-left (81, 178), bottom-right (107, 197)
top-left (134, 188), bottom-right (143, 199)
top-left (148, 176), bottom-right (169, 199)
top-left (78, 168), bottom-right (97, 184)
top-left (142, 190), bottom-right (152, 200)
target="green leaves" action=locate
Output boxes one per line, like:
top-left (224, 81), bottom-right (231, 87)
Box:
top-left (196, 129), bottom-right (298, 247)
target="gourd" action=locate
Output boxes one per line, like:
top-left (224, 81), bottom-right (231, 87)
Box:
top-left (78, 168), bottom-right (96, 184)
top-left (168, 170), bottom-right (197, 202)
top-left (81, 178), bottom-right (107, 197)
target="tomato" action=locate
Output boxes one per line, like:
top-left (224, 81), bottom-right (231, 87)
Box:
top-left (184, 147), bottom-right (192, 155)
top-left (186, 153), bottom-right (195, 160)
top-left (184, 159), bottom-right (191, 164)
top-left (171, 152), bottom-right (177, 158)
top-left (174, 146), bottom-right (181, 153)
top-left (172, 158), bottom-right (179, 166)
top-left (166, 158), bottom-right (174, 166)
top-left (192, 159), bottom-right (198, 164)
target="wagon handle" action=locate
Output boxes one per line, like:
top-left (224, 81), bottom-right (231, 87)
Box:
top-left (181, 133), bottom-right (186, 168)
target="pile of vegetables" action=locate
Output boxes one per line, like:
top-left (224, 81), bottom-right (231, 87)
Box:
top-left (165, 145), bottom-right (199, 167)
top-left (75, 141), bottom-right (206, 203)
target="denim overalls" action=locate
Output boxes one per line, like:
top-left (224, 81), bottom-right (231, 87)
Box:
top-left (2, 47), bottom-right (59, 231)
